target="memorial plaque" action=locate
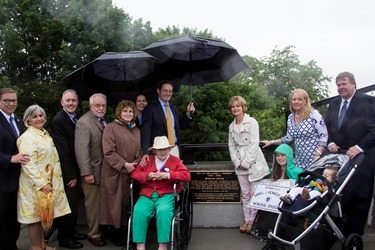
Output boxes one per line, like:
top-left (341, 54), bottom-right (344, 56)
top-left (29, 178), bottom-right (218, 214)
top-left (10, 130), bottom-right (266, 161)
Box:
top-left (249, 179), bottom-right (295, 213)
top-left (189, 170), bottom-right (240, 203)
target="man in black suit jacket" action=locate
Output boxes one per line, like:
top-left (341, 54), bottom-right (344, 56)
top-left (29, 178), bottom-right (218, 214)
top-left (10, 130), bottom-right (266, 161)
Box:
top-left (50, 89), bottom-right (86, 249)
top-left (0, 88), bottom-right (30, 250)
top-left (325, 72), bottom-right (375, 236)
top-left (141, 80), bottom-right (195, 162)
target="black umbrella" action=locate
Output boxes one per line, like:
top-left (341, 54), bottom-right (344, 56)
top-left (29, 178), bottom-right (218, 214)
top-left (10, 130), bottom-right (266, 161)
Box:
top-left (62, 51), bottom-right (161, 104)
top-left (143, 34), bottom-right (249, 87)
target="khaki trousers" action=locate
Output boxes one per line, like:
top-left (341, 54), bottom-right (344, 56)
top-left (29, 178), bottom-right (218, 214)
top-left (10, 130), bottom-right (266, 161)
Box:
top-left (81, 182), bottom-right (101, 238)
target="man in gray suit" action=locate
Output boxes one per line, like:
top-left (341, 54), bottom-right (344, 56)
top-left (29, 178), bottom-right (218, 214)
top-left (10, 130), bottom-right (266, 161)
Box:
top-left (75, 93), bottom-right (107, 247)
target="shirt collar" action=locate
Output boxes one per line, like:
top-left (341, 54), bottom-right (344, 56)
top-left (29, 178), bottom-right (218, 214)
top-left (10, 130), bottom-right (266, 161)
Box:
top-left (0, 109), bottom-right (14, 120)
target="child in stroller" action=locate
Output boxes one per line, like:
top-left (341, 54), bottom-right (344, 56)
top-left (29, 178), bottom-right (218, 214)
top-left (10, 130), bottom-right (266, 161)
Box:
top-left (280, 165), bottom-right (338, 205)
top-left (264, 153), bottom-right (366, 250)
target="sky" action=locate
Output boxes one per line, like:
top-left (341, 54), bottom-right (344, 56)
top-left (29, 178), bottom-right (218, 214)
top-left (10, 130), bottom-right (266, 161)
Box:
top-left (112, 0), bottom-right (375, 96)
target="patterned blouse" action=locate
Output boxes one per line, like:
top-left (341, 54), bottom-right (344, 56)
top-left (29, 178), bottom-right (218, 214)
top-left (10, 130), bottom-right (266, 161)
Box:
top-left (281, 109), bottom-right (328, 170)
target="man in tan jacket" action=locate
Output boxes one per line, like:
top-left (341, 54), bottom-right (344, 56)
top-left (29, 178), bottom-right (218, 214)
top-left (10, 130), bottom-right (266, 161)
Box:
top-left (75, 93), bottom-right (107, 247)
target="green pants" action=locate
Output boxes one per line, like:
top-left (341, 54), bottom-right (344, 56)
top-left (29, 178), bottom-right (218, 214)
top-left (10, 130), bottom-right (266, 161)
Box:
top-left (132, 192), bottom-right (174, 243)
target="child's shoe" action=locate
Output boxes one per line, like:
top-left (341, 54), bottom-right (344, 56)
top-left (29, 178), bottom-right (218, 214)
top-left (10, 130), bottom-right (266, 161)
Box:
top-left (280, 194), bottom-right (292, 205)
top-left (301, 188), bottom-right (310, 201)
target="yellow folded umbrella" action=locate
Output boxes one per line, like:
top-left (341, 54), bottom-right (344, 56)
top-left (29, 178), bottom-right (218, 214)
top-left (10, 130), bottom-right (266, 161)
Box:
top-left (37, 163), bottom-right (54, 233)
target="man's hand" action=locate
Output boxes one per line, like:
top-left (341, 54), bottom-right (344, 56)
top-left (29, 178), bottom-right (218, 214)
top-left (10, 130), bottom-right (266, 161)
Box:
top-left (84, 174), bottom-right (95, 184)
top-left (186, 102), bottom-right (195, 116)
top-left (11, 153), bottom-right (30, 164)
top-left (66, 178), bottom-right (77, 188)
top-left (347, 146), bottom-right (361, 159)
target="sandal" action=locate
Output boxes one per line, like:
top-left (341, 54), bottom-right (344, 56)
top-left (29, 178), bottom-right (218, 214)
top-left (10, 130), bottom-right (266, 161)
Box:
top-left (240, 223), bottom-right (252, 233)
top-left (245, 224), bottom-right (253, 234)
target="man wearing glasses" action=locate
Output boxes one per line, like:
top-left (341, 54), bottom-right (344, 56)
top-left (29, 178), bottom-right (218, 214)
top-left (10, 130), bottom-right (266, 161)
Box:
top-left (0, 88), bottom-right (30, 250)
top-left (141, 80), bottom-right (195, 162)
top-left (75, 93), bottom-right (107, 247)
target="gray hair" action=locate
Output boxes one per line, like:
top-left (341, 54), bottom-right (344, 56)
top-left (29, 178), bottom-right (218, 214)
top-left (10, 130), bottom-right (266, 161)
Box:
top-left (23, 104), bottom-right (46, 127)
top-left (89, 93), bottom-right (107, 104)
top-left (62, 89), bottom-right (78, 99)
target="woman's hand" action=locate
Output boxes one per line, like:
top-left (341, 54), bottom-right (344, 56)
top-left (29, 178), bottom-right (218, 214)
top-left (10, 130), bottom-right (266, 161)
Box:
top-left (237, 165), bottom-right (247, 171)
top-left (147, 171), bottom-right (168, 181)
top-left (41, 183), bottom-right (53, 194)
top-left (124, 162), bottom-right (137, 173)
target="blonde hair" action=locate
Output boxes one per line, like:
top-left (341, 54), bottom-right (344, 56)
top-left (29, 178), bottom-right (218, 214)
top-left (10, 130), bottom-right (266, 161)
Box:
top-left (228, 96), bottom-right (247, 112)
top-left (289, 89), bottom-right (311, 120)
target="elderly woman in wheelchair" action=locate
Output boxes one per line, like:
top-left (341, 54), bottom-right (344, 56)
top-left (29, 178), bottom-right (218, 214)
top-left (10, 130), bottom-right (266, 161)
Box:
top-left (130, 136), bottom-right (191, 250)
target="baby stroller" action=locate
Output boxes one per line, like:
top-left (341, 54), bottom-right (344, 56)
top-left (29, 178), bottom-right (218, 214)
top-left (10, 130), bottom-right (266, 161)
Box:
top-left (263, 152), bottom-right (365, 250)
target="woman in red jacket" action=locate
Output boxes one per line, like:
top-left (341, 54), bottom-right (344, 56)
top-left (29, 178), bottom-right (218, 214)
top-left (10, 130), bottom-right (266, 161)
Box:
top-left (130, 136), bottom-right (190, 250)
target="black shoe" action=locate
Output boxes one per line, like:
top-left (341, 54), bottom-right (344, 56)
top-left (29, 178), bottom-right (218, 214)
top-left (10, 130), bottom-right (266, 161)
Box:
top-left (59, 239), bottom-right (84, 249)
top-left (73, 233), bottom-right (88, 241)
top-left (110, 238), bottom-right (125, 246)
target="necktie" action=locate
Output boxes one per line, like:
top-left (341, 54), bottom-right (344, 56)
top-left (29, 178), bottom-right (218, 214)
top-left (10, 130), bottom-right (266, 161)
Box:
top-left (72, 115), bottom-right (77, 124)
top-left (99, 118), bottom-right (105, 129)
top-left (165, 103), bottom-right (175, 145)
top-left (337, 100), bottom-right (348, 128)
top-left (9, 117), bottom-right (18, 137)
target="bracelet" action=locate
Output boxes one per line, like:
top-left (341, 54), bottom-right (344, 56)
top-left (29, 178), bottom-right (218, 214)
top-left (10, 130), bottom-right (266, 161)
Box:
top-left (271, 140), bottom-right (274, 145)
top-left (316, 149), bottom-right (322, 156)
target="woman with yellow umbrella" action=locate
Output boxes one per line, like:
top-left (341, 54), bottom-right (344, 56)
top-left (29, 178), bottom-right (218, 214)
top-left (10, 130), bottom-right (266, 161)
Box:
top-left (17, 105), bottom-right (70, 250)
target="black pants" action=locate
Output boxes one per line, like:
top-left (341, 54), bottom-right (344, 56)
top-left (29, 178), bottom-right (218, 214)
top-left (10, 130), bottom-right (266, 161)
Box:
top-left (0, 191), bottom-right (20, 250)
top-left (51, 183), bottom-right (84, 242)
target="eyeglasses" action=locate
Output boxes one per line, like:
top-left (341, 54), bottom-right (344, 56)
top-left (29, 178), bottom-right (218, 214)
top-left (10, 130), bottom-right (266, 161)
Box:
top-left (92, 104), bottom-right (106, 108)
top-left (1, 99), bottom-right (18, 104)
top-left (161, 89), bottom-right (173, 94)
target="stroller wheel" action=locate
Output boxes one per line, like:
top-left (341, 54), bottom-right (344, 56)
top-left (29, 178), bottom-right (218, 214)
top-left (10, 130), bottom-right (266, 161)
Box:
top-left (342, 233), bottom-right (363, 250)
top-left (261, 242), bottom-right (286, 250)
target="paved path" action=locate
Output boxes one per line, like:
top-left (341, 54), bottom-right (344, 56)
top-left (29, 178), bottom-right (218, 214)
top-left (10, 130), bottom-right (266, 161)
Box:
top-left (17, 225), bottom-right (375, 249)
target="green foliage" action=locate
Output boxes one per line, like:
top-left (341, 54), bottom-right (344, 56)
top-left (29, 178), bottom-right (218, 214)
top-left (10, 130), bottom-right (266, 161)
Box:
top-left (0, 0), bottom-right (330, 154)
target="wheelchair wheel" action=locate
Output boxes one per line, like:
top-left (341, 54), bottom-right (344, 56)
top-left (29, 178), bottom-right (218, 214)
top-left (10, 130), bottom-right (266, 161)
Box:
top-left (181, 189), bottom-right (193, 242)
top-left (173, 189), bottom-right (193, 250)
top-left (342, 233), bottom-right (363, 250)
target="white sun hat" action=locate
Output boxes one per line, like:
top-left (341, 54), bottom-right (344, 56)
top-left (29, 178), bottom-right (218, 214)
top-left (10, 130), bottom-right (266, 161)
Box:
top-left (148, 136), bottom-right (175, 151)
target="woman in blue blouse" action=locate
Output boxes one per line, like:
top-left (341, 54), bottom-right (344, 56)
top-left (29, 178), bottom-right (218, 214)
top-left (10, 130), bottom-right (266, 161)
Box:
top-left (261, 89), bottom-right (328, 170)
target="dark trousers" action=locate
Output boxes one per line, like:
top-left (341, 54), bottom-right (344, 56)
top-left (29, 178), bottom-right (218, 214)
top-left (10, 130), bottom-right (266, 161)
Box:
top-left (342, 168), bottom-right (374, 236)
top-left (0, 191), bottom-right (20, 250)
top-left (52, 183), bottom-right (84, 242)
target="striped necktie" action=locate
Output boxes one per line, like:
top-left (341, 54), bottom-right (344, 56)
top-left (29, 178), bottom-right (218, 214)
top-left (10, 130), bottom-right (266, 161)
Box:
top-left (9, 117), bottom-right (18, 137)
top-left (337, 100), bottom-right (348, 128)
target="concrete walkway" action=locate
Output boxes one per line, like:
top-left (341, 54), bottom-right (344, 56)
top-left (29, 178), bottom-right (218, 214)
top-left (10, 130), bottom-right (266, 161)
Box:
top-left (16, 224), bottom-right (375, 250)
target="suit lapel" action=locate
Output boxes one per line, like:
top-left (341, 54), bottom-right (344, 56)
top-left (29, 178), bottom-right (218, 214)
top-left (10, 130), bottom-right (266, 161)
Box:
top-left (157, 102), bottom-right (168, 130)
top-left (340, 92), bottom-right (359, 129)
top-left (0, 112), bottom-right (19, 138)
top-left (14, 115), bottom-right (23, 134)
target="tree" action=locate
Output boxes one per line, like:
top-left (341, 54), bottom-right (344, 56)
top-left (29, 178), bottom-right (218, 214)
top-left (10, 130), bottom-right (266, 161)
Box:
top-left (173, 46), bottom-right (331, 153)
top-left (0, 0), bottom-right (155, 122)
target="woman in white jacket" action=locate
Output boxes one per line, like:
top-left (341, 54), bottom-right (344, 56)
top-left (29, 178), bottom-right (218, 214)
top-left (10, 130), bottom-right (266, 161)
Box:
top-left (228, 96), bottom-right (269, 233)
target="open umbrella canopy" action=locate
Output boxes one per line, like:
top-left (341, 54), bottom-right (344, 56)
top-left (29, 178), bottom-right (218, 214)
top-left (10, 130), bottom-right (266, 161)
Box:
top-left (143, 34), bottom-right (249, 85)
top-left (63, 51), bottom-right (161, 104)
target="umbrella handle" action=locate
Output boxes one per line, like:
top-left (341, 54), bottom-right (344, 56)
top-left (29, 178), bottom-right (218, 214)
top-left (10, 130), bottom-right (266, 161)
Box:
top-left (45, 163), bottom-right (54, 186)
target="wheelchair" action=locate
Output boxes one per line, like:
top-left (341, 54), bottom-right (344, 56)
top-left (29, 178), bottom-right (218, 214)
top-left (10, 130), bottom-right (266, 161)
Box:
top-left (126, 181), bottom-right (193, 250)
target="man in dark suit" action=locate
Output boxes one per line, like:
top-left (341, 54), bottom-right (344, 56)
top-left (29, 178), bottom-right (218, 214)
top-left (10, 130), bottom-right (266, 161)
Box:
top-left (0, 88), bottom-right (30, 250)
top-left (50, 89), bottom-right (86, 249)
top-left (325, 72), bottom-right (375, 236)
top-left (141, 80), bottom-right (195, 162)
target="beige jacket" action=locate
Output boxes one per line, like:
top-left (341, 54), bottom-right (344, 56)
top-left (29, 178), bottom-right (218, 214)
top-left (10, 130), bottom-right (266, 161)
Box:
top-left (228, 113), bottom-right (269, 181)
top-left (75, 111), bottom-right (104, 185)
